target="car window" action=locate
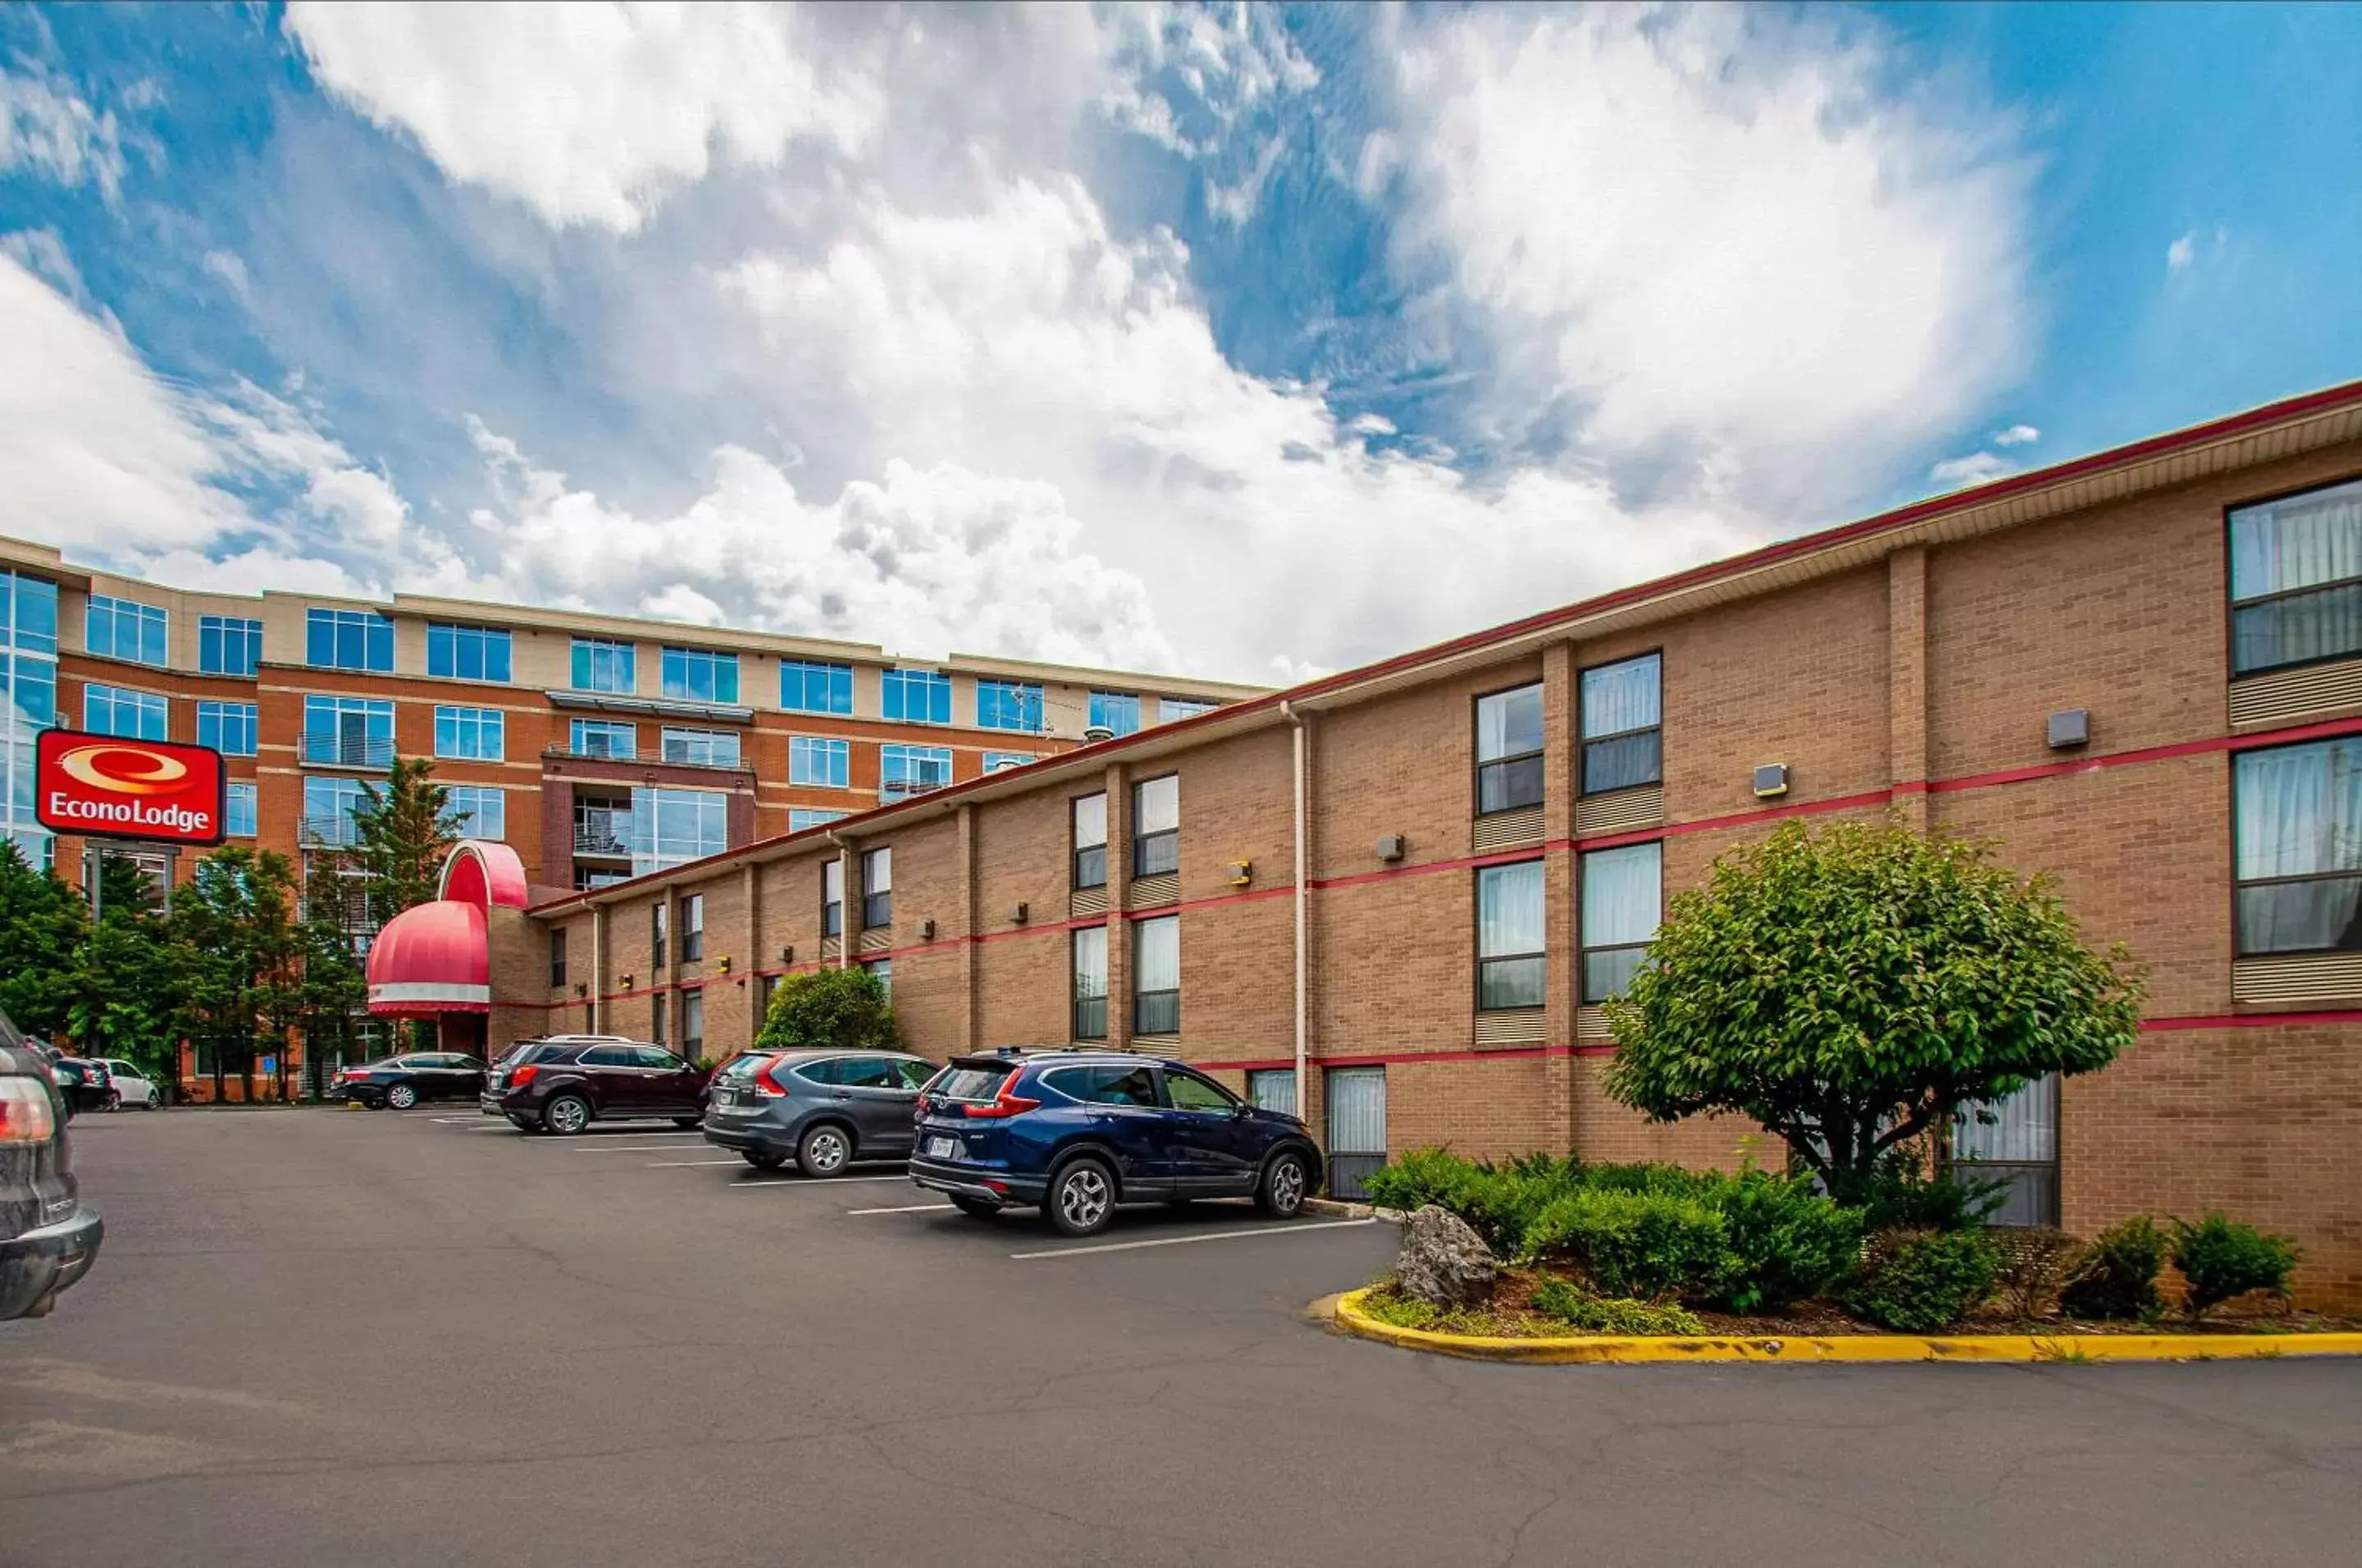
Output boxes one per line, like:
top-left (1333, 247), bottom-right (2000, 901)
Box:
top-left (718, 1054), bottom-right (776, 1081)
top-left (456, 1057), bottom-right (486, 1071)
top-left (932, 1063), bottom-right (1013, 1101)
top-left (1078, 1065), bottom-right (1159, 1107)
top-left (413, 1055), bottom-right (452, 1070)
top-left (896, 1059), bottom-right (937, 1091)
top-left (508, 1042), bottom-right (572, 1065)
top-left (837, 1056), bottom-right (901, 1089)
top-left (632, 1046), bottom-right (686, 1071)
top-left (1163, 1070), bottom-right (1235, 1112)
top-left (792, 1057), bottom-right (847, 1086)
top-left (580, 1046), bottom-right (636, 1068)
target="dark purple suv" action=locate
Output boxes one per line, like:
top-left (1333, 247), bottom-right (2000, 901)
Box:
top-left (481, 1035), bottom-right (710, 1135)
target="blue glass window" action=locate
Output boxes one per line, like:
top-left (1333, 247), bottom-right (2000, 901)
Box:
top-left (84, 683), bottom-right (168, 740)
top-left (434, 705), bottom-right (505, 760)
top-left (1158, 697), bottom-right (1216, 723)
top-left (198, 615), bottom-right (263, 676)
top-left (303, 695), bottom-right (395, 768)
top-left (2, 572), bottom-right (59, 655)
top-left (630, 786), bottom-right (728, 876)
top-left (780, 659), bottom-right (853, 714)
top-left (881, 743), bottom-right (952, 800)
top-left (661, 727), bottom-right (741, 767)
top-left (569, 718), bottom-right (636, 759)
top-left (789, 808), bottom-right (849, 833)
top-left (661, 646), bottom-right (740, 704)
top-left (976, 680), bottom-right (1044, 732)
top-left (306, 608), bottom-right (394, 672)
top-left (302, 775), bottom-right (368, 847)
top-left (1088, 691), bottom-right (1141, 737)
top-left (882, 668), bottom-right (951, 725)
top-left (86, 595), bottom-right (168, 667)
top-left (427, 623), bottom-right (513, 683)
top-left (226, 782), bottom-right (258, 838)
top-left (445, 784), bottom-right (507, 841)
top-left (196, 700), bottom-right (258, 757)
top-left (788, 736), bottom-right (849, 788)
top-left (571, 637), bottom-right (636, 694)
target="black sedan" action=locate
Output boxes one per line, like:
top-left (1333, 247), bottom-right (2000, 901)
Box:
top-left (332, 1053), bottom-right (487, 1110)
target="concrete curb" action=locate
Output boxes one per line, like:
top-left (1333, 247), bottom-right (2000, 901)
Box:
top-left (1328, 1288), bottom-right (2362, 1366)
top-left (1302, 1199), bottom-right (1403, 1220)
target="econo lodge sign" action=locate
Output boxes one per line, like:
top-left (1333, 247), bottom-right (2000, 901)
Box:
top-left (35, 731), bottom-right (227, 847)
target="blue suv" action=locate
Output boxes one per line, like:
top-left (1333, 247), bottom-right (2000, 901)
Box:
top-left (910, 1050), bottom-right (1321, 1238)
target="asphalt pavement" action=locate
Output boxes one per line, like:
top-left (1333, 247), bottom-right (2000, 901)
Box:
top-left (5, 1107), bottom-right (2360, 1567)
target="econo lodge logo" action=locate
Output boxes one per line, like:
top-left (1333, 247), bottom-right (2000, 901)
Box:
top-left (35, 731), bottom-right (227, 846)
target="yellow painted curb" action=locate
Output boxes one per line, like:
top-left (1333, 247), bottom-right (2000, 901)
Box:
top-left (1329, 1289), bottom-right (2362, 1366)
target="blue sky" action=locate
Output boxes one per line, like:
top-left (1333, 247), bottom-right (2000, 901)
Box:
top-left (4, 2), bottom-right (2359, 682)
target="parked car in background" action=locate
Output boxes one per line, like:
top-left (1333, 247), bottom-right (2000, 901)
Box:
top-left (332, 1053), bottom-right (488, 1110)
top-left (46, 1060), bottom-right (113, 1119)
top-left (1, 1011), bottom-right (103, 1320)
top-left (702, 1048), bottom-right (938, 1176)
top-left (479, 1037), bottom-right (709, 1135)
top-left (94, 1060), bottom-right (160, 1110)
top-left (909, 1049), bottom-right (1320, 1237)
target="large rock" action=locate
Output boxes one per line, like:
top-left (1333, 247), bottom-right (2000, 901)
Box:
top-left (1396, 1204), bottom-right (1497, 1307)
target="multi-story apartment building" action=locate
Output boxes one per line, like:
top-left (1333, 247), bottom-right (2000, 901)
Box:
top-left (379, 378), bottom-right (2362, 1306)
top-left (0, 536), bottom-right (1261, 905)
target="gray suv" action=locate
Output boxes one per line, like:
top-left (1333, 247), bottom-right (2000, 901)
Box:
top-left (701, 1049), bottom-right (938, 1176)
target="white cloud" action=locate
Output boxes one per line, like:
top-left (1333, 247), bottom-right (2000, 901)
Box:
top-left (0, 59), bottom-right (125, 198)
top-left (2167, 230), bottom-right (2196, 271)
top-left (2166, 225), bottom-right (2227, 275)
top-left (1929, 450), bottom-right (2015, 488)
top-left (284, 0), bottom-right (882, 232)
top-left (1991, 422), bottom-right (2040, 446)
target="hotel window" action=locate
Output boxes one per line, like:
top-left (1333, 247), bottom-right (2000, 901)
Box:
top-left (789, 735), bottom-right (849, 788)
top-left (790, 808), bottom-right (848, 833)
top-left (196, 700), bottom-right (258, 756)
top-left (1580, 654), bottom-right (1662, 794)
top-left (1088, 691), bottom-right (1140, 737)
top-left (881, 743), bottom-right (951, 801)
top-left (198, 615), bottom-right (262, 676)
top-left (304, 695), bottom-right (394, 768)
top-left (1476, 860), bottom-right (1547, 1010)
top-left (1951, 1073), bottom-right (2059, 1228)
top-left (445, 785), bottom-right (506, 841)
top-left (680, 990), bottom-right (704, 1057)
top-left (681, 894), bottom-right (704, 963)
top-left (864, 959), bottom-right (891, 1002)
top-left (570, 718), bottom-right (636, 759)
top-left (2234, 736), bottom-right (2362, 955)
top-left (85, 595), bottom-right (167, 667)
top-left (1133, 914), bottom-right (1179, 1035)
top-left (2229, 476), bottom-right (2362, 675)
top-left (1132, 774), bottom-right (1178, 877)
top-left (1246, 1069), bottom-right (1297, 1116)
top-left (882, 668), bottom-right (951, 725)
top-left (571, 636), bottom-right (636, 694)
top-left (1159, 697), bottom-right (1216, 723)
top-left (780, 659), bottom-right (853, 714)
top-left (823, 859), bottom-right (843, 937)
top-left (661, 727), bottom-right (740, 768)
top-left (549, 929), bottom-right (568, 989)
top-left (434, 704), bottom-right (505, 761)
top-left (302, 775), bottom-right (367, 847)
top-left (1580, 841), bottom-right (1662, 1001)
top-left (629, 786), bottom-right (727, 876)
top-left (2, 572), bottom-right (58, 868)
top-left (1325, 1066), bottom-right (1388, 1201)
top-left (1071, 925), bottom-right (1108, 1039)
top-left (651, 901), bottom-right (668, 969)
top-left (650, 993), bottom-right (666, 1047)
top-left (976, 679), bottom-right (1044, 732)
top-left (226, 782), bottom-right (258, 839)
top-left (306, 608), bottom-right (394, 672)
top-left (1475, 682), bottom-right (1544, 814)
top-left (427, 622), bottom-right (512, 683)
top-left (1072, 793), bottom-right (1108, 889)
top-left (84, 683), bottom-right (167, 741)
top-left (861, 846), bottom-right (892, 928)
top-left (661, 646), bottom-right (739, 704)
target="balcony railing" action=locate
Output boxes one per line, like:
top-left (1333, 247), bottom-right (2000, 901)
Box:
top-left (879, 776), bottom-right (951, 804)
top-left (299, 815), bottom-right (360, 850)
top-left (573, 811), bottom-right (632, 858)
top-left (302, 732), bottom-right (394, 769)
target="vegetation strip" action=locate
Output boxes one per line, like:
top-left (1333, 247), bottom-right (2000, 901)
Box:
top-left (1330, 1290), bottom-right (2362, 1365)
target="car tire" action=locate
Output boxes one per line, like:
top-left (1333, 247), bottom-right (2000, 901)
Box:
top-left (541, 1094), bottom-right (592, 1136)
top-left (1046, 1156), bottom-right (1116, 1238)
top-left (1255, 1148), bottom-right (1311, 1218)
top-left (742, 1151), bottom-right (787, 1172)
top-left (385, 1083), bottom-right (420, 1110)
top-left (951, 1197), bottom-right (1000, 1220)
top-left (796, 1123), bottom-right (851, 1178)
top-left (102, 1092), bottom-right (121, 1113)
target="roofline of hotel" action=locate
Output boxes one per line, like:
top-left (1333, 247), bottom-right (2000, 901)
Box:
top-left (535, 375), bottom-right (2362, 915)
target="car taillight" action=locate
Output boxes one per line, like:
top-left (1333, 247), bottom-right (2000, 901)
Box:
top-left (962, 1078), bottom-right (1040, 1119)
top-left (0, 1080), bottom-right (57, 1143)
top-left (509, 1064), bottom-right (540, 1087)
top-left (754, 1064), bottom-right (788, 1098)
top-left (914, 1093), bottom-right (931, 1116)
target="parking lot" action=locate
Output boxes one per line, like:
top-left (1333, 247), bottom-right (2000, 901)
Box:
top-left (8, 1110), bottom-right (2362, 1567)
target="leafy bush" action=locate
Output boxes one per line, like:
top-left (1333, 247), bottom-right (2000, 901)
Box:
top-left (1530, 1280), bottom-right (1707, 1335)
top-left (754, 966), bottom-right (898, 1054)
top-left (1711, 1172), bottom-right (1869, 1313)
top-left (2170, 1213), bottom-right (2300, 1316)
top-left (1861, 1156), bottom-right (2006, 1233)
top-left (1358, 1292), bottom-right (1441, 1331)
top-left (2059, 1215), bottom-right (2167, 1321)
top-left (1522, 1188), bottom-right (1732, 1301)
top-left (1361, 1149), bottom-right (1586, 1258)
top-left (1991, 1228), bottom-right (2085, 1320)
top-left (1361, 1146), bottom-right (1489, 1216)
top-left (1844, 1228), bottom-right (1999, 1332)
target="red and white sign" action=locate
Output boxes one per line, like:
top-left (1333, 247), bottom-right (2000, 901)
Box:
top-left (35, 731), bottom-right (227, 846)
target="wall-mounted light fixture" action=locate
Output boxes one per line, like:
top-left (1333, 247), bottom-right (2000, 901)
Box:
top-left (1752, 763), bottom-right (1790, 800)
top-left (780, 944), bottom-right (795, 965)
top-left (1010, 900), bottom-right (1030, 925)
top-left (573, 982), bottom-right (588, 999)
top-left (1229, 859), bottom-right (1252, 887)
top-left (1375, 834), bottom-right (1406, 864)
top-left (619, 972), bottom-right (634, 991)
top-left (2046, 709), bottom-right (2091, 750)
top-left (716, 955), bottom-right (732, 975)
top-left (920, 918), bottom-right (937, 941)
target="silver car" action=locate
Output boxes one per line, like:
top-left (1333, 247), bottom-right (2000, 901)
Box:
top-left (701, 1049), bottom-right (938, 1176)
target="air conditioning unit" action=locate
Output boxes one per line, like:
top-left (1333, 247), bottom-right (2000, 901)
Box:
top-left (1375, 834), bottom-right (1406, 863)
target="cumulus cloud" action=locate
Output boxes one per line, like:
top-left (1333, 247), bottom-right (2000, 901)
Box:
top-left (0, 58), bottom-right (126, 198)
top-left (1929, 450), bottom-right (2016, 488)
top-left (2167, 231), bottom-right (2196, 271)
top-left (1992, 423), bottom-right (2040, 446)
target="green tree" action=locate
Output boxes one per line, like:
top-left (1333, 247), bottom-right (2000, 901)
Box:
top-left (0, 841), bottom-right (84, 1037)
top-left (352, 756), bottom-right (463, 923)
top-left (754, 967), bottom-right (899, 1055)
top-left (170, 849), bottom-right (304, 1102)
top-left (290, 901), bottom-right (369, 1098)
top-left (66, 859), bottom-right (185, 1092)
top-left (1603, 819), bottom-right (2144, 1205)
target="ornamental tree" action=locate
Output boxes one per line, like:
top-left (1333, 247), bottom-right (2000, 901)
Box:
top-left (754, 966), bottom-right (899, 1055)
top-left (1602, 819), bottom-right (2143, 1205)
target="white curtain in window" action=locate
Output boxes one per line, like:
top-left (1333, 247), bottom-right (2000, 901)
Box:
top-left (1247, 1069), bottom-right (1297, 1116)
top-left (1955, 1073), bottom-right (2057, 1163)
top-left (1325, 1067), bottom-right (1386, 1155)
top-left (2236, 741), bottom-right (2362, 950)
top-left (1135, 776), bottom-right (1179, 834)
top-left (1074, 792), bottom-right (1107, 848)
top-left (1477, 860), bottom-right (1545, 957)
top-left (1134, 915), bottom-right (1179, 991)
top-left (1580, 842), bottom-right (1662, 946)
top-left (2231, 479), bottom-right (2362, 599)
top-left (1072, 926), bottom-right (1108, 999)
top-left (1476, 684), bottom-right (1543, 762)
top-left (1580, 654), bottom-right (1660, 736)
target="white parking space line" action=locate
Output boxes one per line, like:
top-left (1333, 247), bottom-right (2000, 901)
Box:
top-left (730, 1174), bottom-right (911, 1190)
top-left (643, 1160), bottom-right (747, 1168)
top-left (561, 1142), bottom-right (711, 1153)
top-left (846, 1202), bottom-right (952, 1215)
top-left (1009, 1217), bottom-right (1376, 1260)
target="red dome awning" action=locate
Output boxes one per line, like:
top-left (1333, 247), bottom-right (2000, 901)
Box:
top-left (367, 900), bottom-right (490, 1017)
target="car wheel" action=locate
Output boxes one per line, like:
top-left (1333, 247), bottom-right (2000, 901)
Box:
top-left (742, 1151), bottom-right (787, 1172)
top-left (541, 1094), bottom-right (591, 1136)
top-left (1256, 1149), bottom-right (1311, 1218)
top-left (796, 1123), bottom-right (851, 1178)
top-left (507, 1115), bottom-right (538, 1133)
top-left (385, 1083), bottom-right (420, 1110)
top-left (102, 1091), bottom-right (121, 1113)
top-left (1047, 1157), bottom-right (1115, 1238)
top-left (951, 1197), bottom-right (1000, 1220)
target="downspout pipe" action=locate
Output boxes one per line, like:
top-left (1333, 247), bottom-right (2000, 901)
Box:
top-left (825, 829), bottom-right (853, 969)
top-left (1281, 700), bottom-right (1309, 1128)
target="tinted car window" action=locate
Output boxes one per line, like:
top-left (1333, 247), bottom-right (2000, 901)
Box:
top-left (1164, 1070), bottom-right (1234, 1111)
top-left (718, 1054), bottom-right (776, 1081)
top-left (632, 1047), bottom-right (685, 1071)
top-left (1077, 1065), bottom-right (1158, 1107)
top-left (792, 1058), bottom-right (848, 1087)
top-left (932, 1064), bottom-right (1013, 1101)
top-left (896, 1059), bottom-right (937, 1091)
top-left (838, 1056), bottom-right (901, 1089)
top-left (508, 1042), bottom-right (573, 1065)
top-left (580, 1046), bottom-right (636, 1068)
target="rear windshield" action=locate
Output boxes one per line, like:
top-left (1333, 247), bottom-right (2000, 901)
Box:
top-left (717, 1054), bottom-right (777, 1080)
top-left (932, 1063), bottom-right (1015, 1101)
top-left (503, 1042), bottom-right (575, 1066)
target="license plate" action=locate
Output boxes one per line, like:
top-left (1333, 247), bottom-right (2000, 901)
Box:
top-left (925, 1137), bottom-right (956, 1159)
